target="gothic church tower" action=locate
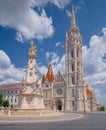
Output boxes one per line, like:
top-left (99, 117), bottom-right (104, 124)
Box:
top-left (65, 6), bottom-right (86, 111)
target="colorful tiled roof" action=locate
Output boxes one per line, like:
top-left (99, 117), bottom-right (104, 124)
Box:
top-left (86, 84), bottom-right (92, 96)
top-left (0, 83), bottom-right (22, 90)
top-left (46, 64), bottom-right (54, 82)
top-left (41, 75), bottom-right (46, 84)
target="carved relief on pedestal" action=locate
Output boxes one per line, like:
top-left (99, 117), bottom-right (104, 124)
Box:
top-left (26, 95), bottom-right (33, 104)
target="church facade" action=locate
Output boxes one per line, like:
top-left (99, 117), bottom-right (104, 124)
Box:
top-left (0, 6), bottom-right (99, 112)
top-left (42, 6), bottom-right (98, 112)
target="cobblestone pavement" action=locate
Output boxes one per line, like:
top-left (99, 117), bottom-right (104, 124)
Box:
top-left (0, 112), bottom-right (106, 130)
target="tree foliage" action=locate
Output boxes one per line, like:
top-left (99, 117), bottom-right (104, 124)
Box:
top-left (0, 94), bottom-right (10, 108)
top-left (100, 106), bottom-right (105, 111)
top-left (11, 104), bottom-right (14, 108)
top-left (0, 94), bottom-right (3, 106)
top-left (3, 100), bottom-right (10, 108)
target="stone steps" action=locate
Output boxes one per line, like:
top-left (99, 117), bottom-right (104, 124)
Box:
top-left (0, 109), bottom-right (62, 116)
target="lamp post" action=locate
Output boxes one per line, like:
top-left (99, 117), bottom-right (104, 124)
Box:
top-left (75, 88), bottom-right (78, 112)
top-left (82, 78), bottom-right (86, 114)
top-left (83, 90), bottom-right (86, 114)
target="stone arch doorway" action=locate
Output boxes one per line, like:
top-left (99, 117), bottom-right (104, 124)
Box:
top-left (56, 100), bottom-right (62, 111)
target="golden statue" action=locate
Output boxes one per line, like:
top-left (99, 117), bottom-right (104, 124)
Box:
top-left (30, 41), bottom-right (35, 46)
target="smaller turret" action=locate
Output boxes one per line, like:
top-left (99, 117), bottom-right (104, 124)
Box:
top-left (46, 64), bottom-right (54, 82)
top-left (41, 64), bottom-right (54, 84)
top-left (41, 75), bottom-right (46, 84)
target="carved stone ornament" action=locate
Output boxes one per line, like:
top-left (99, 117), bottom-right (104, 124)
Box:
top-left (26, 95), bottom-right (33, 104)
top-left (56, 89), bottom-right (63, 95)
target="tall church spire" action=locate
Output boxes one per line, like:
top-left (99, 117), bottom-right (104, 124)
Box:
top-left (65, 5), bottom-right (83, 87)
top-left (71, 6), bottom-right (76, 28)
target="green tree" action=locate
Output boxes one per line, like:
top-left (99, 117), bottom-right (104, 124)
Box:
top-left (11, 104), bottom-right (14, 108)
top-left (0, 94), bottom-right (3, 108)
top-left (3, 100), bottom-right (10, 108)
top-left (100, 106), bottom-right (105, 111)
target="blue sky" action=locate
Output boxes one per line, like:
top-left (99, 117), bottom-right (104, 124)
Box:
top-left (0, 0), bottom-right (106, 106)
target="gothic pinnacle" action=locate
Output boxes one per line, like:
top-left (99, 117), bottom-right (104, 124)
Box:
top-left (71, 5), bottom-right (76, 28)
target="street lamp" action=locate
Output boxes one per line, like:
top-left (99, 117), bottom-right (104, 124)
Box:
top-left (83, 90), bottom-right (86, 114)
top-left (82, 78), bottom-right (86, 114)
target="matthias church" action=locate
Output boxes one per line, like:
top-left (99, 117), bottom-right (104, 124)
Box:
top-left (0, 6), bottom-right (98, 112)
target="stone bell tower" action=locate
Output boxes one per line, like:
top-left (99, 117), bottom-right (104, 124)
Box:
top-left (65, 6), bottom-right (86, 111)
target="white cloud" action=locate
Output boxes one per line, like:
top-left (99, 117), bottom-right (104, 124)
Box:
top-left (66, 5), bottom-right (82, 17)
top-left (0, 0), bottom-right (54, 42)
top-left (0, 50), bottom-right (11, 69)
top-left (38, 51), bottom-right (65, 77)
top-left (52, 54), bottom-right (65, 75)
top-left (0, 50), bottom-right (25, 85)
top-left (55, 41), bottom-right (64, 48)
top-left (49, 0), bottom-right (70, 9)
top-left (45, 51), bottom-right (65, 74)
top-left (0, 0), bottom-right (71, 42)
top-left (33, 0), bottom-right (70, 9)
top-left (75, 5), bottom-right (82, 13)
top-left (38, 65), bottom-right (47, 76)
top-left (39, 51), bottom-right (62, 77)
top-left (66, 10), bottom-right (71, 17)
top-left (45, 51), bottom-right (60, 64)
top-left (83, 27), bottom-right (106, 105)
top-left (55, 42), bottom-right (61, 47)
top-left (51, 56), bottom-right (59, 65)
top-left (38, 53), bottom-right (65, 78)
top-left (46, 51), bottom-right (50, 60)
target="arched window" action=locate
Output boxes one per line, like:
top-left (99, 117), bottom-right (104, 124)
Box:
top-left (15, 98), bottom-right (17, 102)
top-left (77, 48), bottom-right (80, 58)
top-left (72, 89), bottom-right (74, 97)
top-left (77, 62), bottom-right (79, 71)
top-left (71, 50), bottom-right (74, 58)
top-left (72, 101), bottom-right (75, 107)
top-left (29, 72), bottom-right (32, 76)
top-left (72, 64), bottom-right (75, 71)
top-left (72, 77), bottom-right (75, 85)
top-left (77, 73), bottom-right (79, 84)
top-left (46, 91), bottom-right (47, 98)
top-left (30, 60), bottom-right (32, 64)
top-left (77, 49), bottom-right (79, 58)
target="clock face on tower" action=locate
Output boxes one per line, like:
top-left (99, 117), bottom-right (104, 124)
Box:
top-left (56, 89), bottom-right (63, 95)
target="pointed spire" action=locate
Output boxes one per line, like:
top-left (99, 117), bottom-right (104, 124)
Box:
top-left (86, 84), bottom-right (92, 96)
top-left (41, 75), bottom-right (46, 84)
top-left (46, 64), bottom-right (54, 82)
top-left (71, 5), bottom-right (76, 28)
